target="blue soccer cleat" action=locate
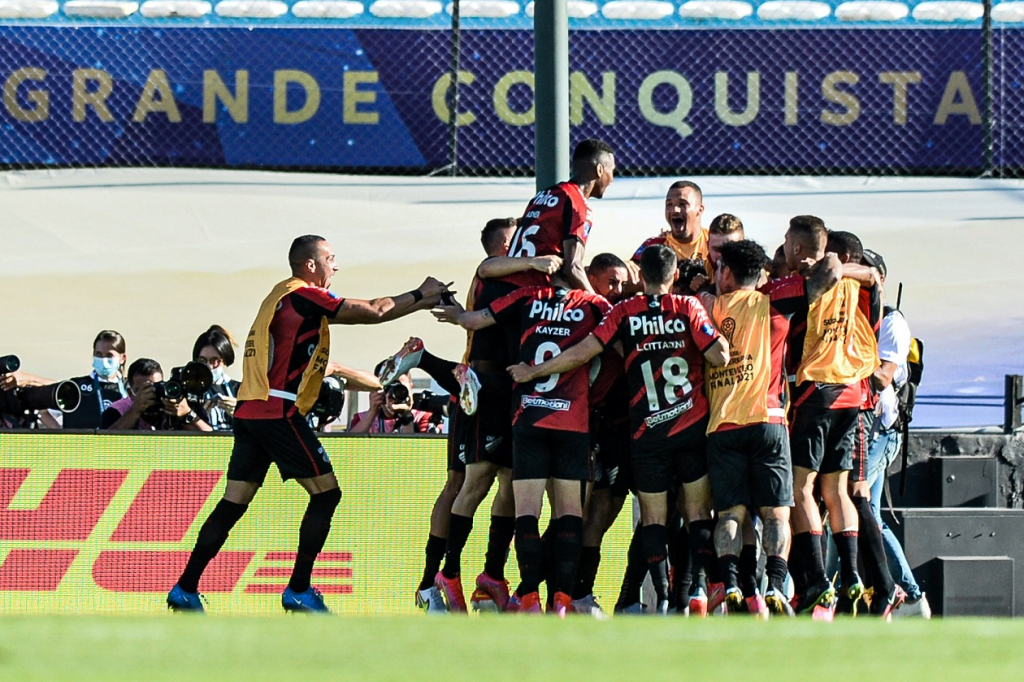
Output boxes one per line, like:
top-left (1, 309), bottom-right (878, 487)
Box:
top-left (282, 586), bottom-right (331, 614)
top-left (167, 584), bottom-right (205, 613)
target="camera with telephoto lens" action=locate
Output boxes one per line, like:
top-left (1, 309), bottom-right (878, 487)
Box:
top-left (385, 382), bottom-right (410, 405)
top-left (412, 390), bottom-right (449, 416)
top-left (308, 375), bottom-right (346, 431)
top-left (146, 362), bottom-right (213, 421)
top-left (0, 354), bottom-right (82, 423)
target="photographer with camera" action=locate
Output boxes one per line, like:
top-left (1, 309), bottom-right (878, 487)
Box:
top-left (348, 368), bottom-right (433, 434)
top-left (0, 356), bottom-right (64, 429)
top-left (193, 325), bottom-right (241, 431)
top-left (101, 358), bottom-right (212, 432)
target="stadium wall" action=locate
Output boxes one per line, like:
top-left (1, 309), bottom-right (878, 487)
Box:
top-left (0, 26), bottom-right (1017, 174)
top-left (0, 432), bottom-right (633, 615)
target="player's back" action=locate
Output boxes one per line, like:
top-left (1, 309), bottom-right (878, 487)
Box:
top-left (594, 293), bottom-right (719, 440)
top-left (502, 182), bottom-right (592, 288)
top-left (491, 286), bottom-right (609, 432)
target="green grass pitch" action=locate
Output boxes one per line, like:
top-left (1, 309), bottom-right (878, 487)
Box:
top-left (2, 616), bottom-right (1022, 681)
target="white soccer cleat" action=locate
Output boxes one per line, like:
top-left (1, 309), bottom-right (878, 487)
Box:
top-left (416, 586), bottom-right (448, 615)
top-left (454, 364), bottom-right (482, 416)
top-left (893, 593), bottom-right (931, 619)
top-left (379, 337), bottom-right (424, 387)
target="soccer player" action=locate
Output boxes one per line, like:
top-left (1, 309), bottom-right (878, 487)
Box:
top-left (394, 219), bottom-right (563, 613)
top-left (510, 245), bottom-right (729, 615)
top-left (167, 235), bottom-right (448, 613)
top-left (502, 139), bottom-right (615, 294)
top-left (573, 253), bottom-right (632, 615)
top-left (701, 239), bottom-right (842, 617)
top-left (782, 217), bottom-right (881, 616)
top-left (631, 181), bottom-right (712, 281)
top-left (706, 213), bottom-right (745, 275)
top-left (438, 277), bottom-right (612, 615)
top-left (826, 231), bottom-right (902, 617)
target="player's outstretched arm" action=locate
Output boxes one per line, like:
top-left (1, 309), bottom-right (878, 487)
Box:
top-left (561, 239), bottom-right (595, 293)
top-left (332, 277), bottom-right (449, 325)
top-left (477, 255), bottom-right (563, 279)
top-left (508, 335), bottom-right (603, 383)
top-left (327, 361), bottom-right (382, 392)
top-left (806, 253), bottom-right (844, 304)
top-left (432, 302), bottom-right (497, 331)
top-left (703, 337), bottom-right (731, 368)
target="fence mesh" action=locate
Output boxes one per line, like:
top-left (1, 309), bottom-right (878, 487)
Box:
top-left (0, 11), bottom-right (1021, 176)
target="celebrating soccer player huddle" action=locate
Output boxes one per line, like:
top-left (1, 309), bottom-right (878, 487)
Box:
top-left (167, 138), bottom-right (909, 619)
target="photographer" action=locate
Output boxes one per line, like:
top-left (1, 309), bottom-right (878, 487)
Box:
top-left (348, 370), bottom-right (432, 434)
top-left (192, 325), bottom-right (241, 431)
top-left (63, 330), bottom-right (130, 430)
top-left (0, 365), bottom-right (60, 429)
top-left (101, 358), bottom-right (212, 432)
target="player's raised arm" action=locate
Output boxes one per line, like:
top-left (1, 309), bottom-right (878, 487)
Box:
top-left (508, 334), bottom-right (603, 384)
top-left (477, 255), bottom-right (562, 279)
top-left (561, 239), bottom-right (595, 294)
top-left (332, 277), bottom-right (450, 325)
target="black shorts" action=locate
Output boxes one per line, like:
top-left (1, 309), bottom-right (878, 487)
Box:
top-left (512, 425), bottom-right (592, 482)
top-left (447, 400), bottom-right (469, 473)
top-left (850, 410), bottom-right (874, 482)
top-left (707, 423), bottom-right (793, 511)
top-left (228, 414), bottom-right (334, 483)
top-left (593, 420), bottom-right (632, 498)
top-left (789, 405), bottom-right (858, 474)
top-left (631, 415), bottom-right (709, 494)
top-left (464, 371), bottom-right (513, 469)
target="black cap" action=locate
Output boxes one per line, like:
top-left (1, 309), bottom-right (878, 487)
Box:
top-left (862, 249), bottom-right (887, 279)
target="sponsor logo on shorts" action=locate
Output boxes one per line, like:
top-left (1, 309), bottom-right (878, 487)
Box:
top-left (644, 398), bottom-right (693, 428)
top-left (522, 396), bottom-right (571, 411)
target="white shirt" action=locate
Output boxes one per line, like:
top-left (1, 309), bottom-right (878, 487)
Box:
top-left (877, 309), bottom-right (912, 429)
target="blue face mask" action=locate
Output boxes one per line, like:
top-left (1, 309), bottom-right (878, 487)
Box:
top-left (210, 366), bottom-right (229, 385)
top-left (93, 356), bottom-right (120, 379)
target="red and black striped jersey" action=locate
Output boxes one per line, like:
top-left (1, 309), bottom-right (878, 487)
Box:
top-left (500, 181), bottom-right (592, 289)
top-left (235, 287), bottom-right (344, 420)
top-left (489, 286), bottom-right (610, 433)
top-left (593, 294), bottom-right (720, 441)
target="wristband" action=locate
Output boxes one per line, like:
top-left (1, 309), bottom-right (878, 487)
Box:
top-left (411, 289), bottom-right (424, 303)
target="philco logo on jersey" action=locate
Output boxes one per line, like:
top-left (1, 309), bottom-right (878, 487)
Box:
top-left (629, 315), bottom-right (688, 336)
top-left (529, 300), bottom-right (584, 322)
top-left (531, 190), bottom-right (560, 208)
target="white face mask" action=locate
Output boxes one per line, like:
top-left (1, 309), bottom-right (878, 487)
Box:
top-left (93, 356), bottom-right (120, 379)
top-left (210, 366), bottom-right (229, 384)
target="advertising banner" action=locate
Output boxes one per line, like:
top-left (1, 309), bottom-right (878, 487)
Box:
top-left (0, 432), bottom-right (632, 614)
top-left (0, 26), bottom-right (1010, 173)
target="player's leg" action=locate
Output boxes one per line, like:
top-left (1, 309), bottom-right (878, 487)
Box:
top-left (789, 406), bottom-right (834, 614)
top-left (849, 410), bottom-right (900, 617)
top-left (820, 407), bottom-right (864, 614)
top-left (507, 426), bottom-right (551, 613)
top-left (418, 468), bottom-right (463, 612)
top-left (473, 466), bottom-right (515, 611)
top-left (632, 437), bottom-right (674, 613)
top-left (435, 460), bottom-right (497, 611)
top-left (547, 430), bottom-right (592, 617)
top-left (738, 517), bottom-right (761, 604)
top-left (169, 418), bottom-right (267, 612)
top-left (706, 427), bottom-right (751, 614)
top-left (676, 420), bottom-right (716, 618)
top-left (614, 522), bottom-right (649, 614)
top-left (750, 423), bottom-right (796, 617)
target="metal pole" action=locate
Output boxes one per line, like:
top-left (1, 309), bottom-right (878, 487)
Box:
top-left (982, 0), bottom-right (995, 177)
top-left (1004, 374), bottom-right (1022, 433)
top-left (448, 0), bottom-right (462, 177)
top-left (533, 0), bottom-right (570, 191)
